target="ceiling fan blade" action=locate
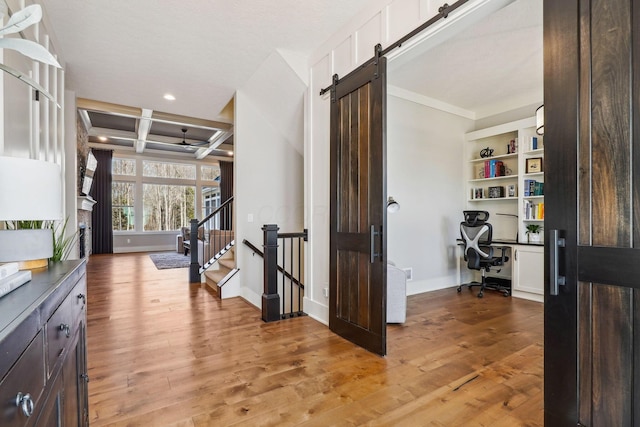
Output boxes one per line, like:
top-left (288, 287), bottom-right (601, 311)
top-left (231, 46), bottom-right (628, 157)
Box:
top-left (148, 139), bottom-right (197, 151)
top-left (189, 140), bottom-right (210, 146)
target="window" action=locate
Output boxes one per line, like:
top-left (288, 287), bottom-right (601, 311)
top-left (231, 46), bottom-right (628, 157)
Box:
top-left (112, 182), bottom-right (135, 231)
top-left (112, 158), bottom-right (136, 176)
top-left (143, 160), bottom-right (196, 180)
top-left (143, 184), bottom-right (195, 231)
top-left (201, 165), bottom-right (221, 181)
top-left (202, 186), bottom-right (221, 229)
top-left (111, 157), bottom-right (220, 233)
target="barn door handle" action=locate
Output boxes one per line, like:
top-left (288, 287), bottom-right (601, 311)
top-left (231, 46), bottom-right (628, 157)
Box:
top-left (549, 229), bottom-right (566, 295)
top-left (370, 225), bottom-right (381, 263)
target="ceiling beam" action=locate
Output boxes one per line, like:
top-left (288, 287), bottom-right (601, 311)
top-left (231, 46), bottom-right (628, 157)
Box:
top-left (88, 126), bottom-right (137, 141)
top-left (195, 130), bottom-right (233, 160)
top-left (77, 98), bottom-right (142, 117)
top-left (152, 111), bottom-right (232, 132)
top-left (135, 108), bottom-right (153, 153)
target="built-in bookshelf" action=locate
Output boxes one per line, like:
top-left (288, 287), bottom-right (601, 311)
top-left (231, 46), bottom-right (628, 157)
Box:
top-left (464, 117), bottom-right (544, 243)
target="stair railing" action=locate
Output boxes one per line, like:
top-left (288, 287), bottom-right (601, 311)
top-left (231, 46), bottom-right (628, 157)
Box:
top-left (243, 224), bottom-right (307, 322)
top-left (189, 196), bottom-right (234, 282)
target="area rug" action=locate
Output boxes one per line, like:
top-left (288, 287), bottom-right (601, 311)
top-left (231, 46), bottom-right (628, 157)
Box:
top-left (149, 252), bottom-right (190, 270)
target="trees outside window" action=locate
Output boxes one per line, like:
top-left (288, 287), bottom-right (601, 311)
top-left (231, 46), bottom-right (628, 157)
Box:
top-left (112, 182), bottom-right (135, 231)
top-left (143, 184), bottom-right (195, 231)
top-left (112, 157), bottom-right (219, 232)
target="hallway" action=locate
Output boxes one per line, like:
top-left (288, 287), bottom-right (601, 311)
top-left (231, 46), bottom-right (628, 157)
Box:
top-left (86, 252), bottom-right (542, 426)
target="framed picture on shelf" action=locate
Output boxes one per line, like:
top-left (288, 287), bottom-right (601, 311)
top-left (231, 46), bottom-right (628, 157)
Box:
top-left (507, 184), bottom-right (517, 197)
top-left (526, 157), bottom-right (543, 173)
top-left (472, 187), bottom-right (484, 199)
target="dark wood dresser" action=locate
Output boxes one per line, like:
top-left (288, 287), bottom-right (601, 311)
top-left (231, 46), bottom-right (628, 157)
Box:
top-left (0, 260), bottom-right (88, 426)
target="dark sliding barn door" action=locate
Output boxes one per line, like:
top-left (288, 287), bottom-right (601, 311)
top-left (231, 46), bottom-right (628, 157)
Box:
top-left (329, 57), bottom-right (387, 356)
top-left (545, 0), bottom-right (640, 424)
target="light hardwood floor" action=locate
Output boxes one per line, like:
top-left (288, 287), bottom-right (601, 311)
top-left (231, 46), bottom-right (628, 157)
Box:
top-left (86, 253), bottom-right (543, 426)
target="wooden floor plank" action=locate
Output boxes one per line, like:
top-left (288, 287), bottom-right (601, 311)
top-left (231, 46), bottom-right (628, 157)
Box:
top-left (86, 253), bottom-right (543, 426)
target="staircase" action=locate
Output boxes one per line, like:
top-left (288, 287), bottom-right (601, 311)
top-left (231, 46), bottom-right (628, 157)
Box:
top-left (203, 246), bottom-right (237, 298)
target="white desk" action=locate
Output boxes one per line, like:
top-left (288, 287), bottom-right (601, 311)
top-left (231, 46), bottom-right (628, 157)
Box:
top-left (456, 240), bottom-right (544, 302)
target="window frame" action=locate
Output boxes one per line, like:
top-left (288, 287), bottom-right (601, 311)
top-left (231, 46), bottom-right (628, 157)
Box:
top-left (111, 153), bottom-right (220, 234)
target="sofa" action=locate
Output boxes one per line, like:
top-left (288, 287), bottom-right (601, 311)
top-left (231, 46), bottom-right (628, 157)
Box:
top-left (181, 227), bottom-right (234, 265)
top-left (387, 262), bottom-right (407, 323)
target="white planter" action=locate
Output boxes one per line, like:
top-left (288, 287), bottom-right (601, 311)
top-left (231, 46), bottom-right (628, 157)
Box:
top-left (528, 233), bottom-right (541, 243)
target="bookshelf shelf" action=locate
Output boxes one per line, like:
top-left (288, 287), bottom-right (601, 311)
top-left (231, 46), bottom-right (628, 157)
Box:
top-left (468, 196), bottom-right (518, 202)
top-left (465, 116), bottom-right (544, 244)
top-left (469, 175), bottom-right (516, 183)
top-left (523, 172), bottom-right (544, 178)
top-left (468, 153), bottom-right (518, 163)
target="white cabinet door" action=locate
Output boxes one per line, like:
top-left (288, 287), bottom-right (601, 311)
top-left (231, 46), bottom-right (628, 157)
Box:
top-left (513, 245), bottom-right (544, 301)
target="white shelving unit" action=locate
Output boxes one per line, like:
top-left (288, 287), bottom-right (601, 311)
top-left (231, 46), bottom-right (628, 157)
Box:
top-left (464, 117), bottom-right (544, 243)
top-left (461, 116), bottom-right (545, 302)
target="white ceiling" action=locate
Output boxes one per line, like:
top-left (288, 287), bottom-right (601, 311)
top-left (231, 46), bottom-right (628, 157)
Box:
top-left (34, 0), bottom-right (541, 156)
top-left (389, 0), bottom-right (542, 119)
top-left (39, 0), bottom-right (370, 122)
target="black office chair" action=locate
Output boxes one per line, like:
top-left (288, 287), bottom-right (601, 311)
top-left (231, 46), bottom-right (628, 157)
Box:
top-left (457, 210), bottom-right (510, 298)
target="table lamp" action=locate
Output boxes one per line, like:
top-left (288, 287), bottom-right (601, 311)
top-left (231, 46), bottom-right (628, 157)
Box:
top-left (0, 156), bottom-right (63, 269)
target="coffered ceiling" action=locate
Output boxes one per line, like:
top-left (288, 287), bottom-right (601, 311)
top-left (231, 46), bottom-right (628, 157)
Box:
top-left (77, 98), bottom-right (234, 160)
top-left (37, 0), bottom-right (371, 159)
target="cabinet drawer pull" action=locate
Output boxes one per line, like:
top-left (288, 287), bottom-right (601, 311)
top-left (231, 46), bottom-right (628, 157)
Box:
top-left (15, 392), bottom-right (34, 417)
top-left (77, 293), bottom-right (86, 304)
top-left (59, 323), bottom-right (71, 338)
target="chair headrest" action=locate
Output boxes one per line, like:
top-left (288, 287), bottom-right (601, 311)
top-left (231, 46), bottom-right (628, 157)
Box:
top-left (463, 210), bottom-right (489, 226)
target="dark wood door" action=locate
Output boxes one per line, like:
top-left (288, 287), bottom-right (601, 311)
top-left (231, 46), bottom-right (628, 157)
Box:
top-left (545, 0), bottom-right (640, 424)
top-left (329, 57), bottom-right (387, 356)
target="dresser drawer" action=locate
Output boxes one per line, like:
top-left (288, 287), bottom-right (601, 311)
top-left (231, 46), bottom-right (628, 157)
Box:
top-left (0, 330), bottom-right (45, 427)
top-left (46, 281), bottom-right (84, 377)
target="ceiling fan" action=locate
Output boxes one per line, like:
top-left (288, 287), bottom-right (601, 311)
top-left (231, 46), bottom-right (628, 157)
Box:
top-left (178, 128), bottom-right (209, 148)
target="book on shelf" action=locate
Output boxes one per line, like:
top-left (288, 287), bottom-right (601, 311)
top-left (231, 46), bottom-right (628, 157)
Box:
top-left (523, 200), bottom-right (545, 220)
top-left (0, 270), bottom-right (32, 299)
top-left (530, 136), bottom-right (539, 151)
top-left (483, 159), bottom-right (505, 178)
top-left (523, 179), bottom-right (544, 196)
top-left (0, 262), bottom-right (19, 280)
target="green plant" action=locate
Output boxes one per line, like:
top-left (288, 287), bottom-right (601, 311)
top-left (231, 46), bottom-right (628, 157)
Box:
top-left (50, 217), bottom-right (77, 262)
top-left (5, 220), bottom-right (45, 230)
top-left (525, 224), bottom-right (542, 234)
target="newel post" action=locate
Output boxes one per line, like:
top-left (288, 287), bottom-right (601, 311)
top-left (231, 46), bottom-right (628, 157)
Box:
top-left (262, 224), bottom-right (280, 322)
top-left (189, 218), bottom-right (200, 283)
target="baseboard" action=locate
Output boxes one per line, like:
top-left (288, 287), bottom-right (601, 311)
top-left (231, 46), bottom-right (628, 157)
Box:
top-left (407, 276), bottom-right (458, 296)
top-left (303, 297), bottom-right (328, 325)
top-left (241, 287), bottom-right (261, 309)
top-left (113, 245), bottom-right (174, 254)
top-left (511, 290), bottom-right (544, 303)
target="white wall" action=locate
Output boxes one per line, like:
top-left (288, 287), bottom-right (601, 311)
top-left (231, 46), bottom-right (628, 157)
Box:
top-left (387, 95), bottom-right (474, 294)
top-left (235, 51), bottom-right (306, 306)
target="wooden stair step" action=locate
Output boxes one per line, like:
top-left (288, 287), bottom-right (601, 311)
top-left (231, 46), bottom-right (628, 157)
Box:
top-left (204, 267), bottom-right (231, 284)
top-left (219, 258), bottom-right (235, 270)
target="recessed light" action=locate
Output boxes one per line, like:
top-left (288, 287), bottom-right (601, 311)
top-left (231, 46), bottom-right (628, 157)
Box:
top-left (228, 151), bottom-right (234, 156)
top-left (98, 136), bottom-right (108, 142)
top-left (164, 94), bottom-right (176, 101)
